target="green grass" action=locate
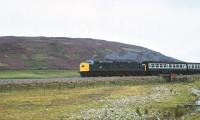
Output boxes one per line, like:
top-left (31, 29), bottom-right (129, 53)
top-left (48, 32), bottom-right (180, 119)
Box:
top-left (0, 85), bottom-right (150, 120)
top-left (0, 70), bottom-right (79, 79)
top-left (0, 77), bottom-right (200, 119)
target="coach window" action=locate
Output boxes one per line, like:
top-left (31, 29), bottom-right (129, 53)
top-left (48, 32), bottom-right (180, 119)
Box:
top-left (171, 64), bottom-right (173, 68)
top-left (188, 65), bottom-right (191, 69)
top-left (155, 63), bottom-right (159, 68)
top-left (192, 65), bottom-right (194, 69)
top-left (174, 64), bottom-right (177, 68)
top-left (166, 64), bottom-right (169, 68)
top-left (180, 64), bottom-right (182, 68)
top-left (176, 64), bottom-right (179, 68)
top-left (150, 63), bottom-right (153, 68)
top-left (169, 64), bottom-right (172, 68)
top-left (178, 64), bottom-right (180, 68)
top-left (164, 64), bottom-right (166, 68)
top-left (152, 64), bottom-right (155, 68)
top-left (162, 64), bottom-right (164, 68)
top-left (182, 64), bottom-right (184, 69)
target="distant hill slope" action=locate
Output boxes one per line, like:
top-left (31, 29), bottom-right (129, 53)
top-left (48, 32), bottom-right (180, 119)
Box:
top-left (0, 36), bottom-right (181, 69)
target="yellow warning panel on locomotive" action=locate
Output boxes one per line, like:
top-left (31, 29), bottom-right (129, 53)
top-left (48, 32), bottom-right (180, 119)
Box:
top-left (80, 62), bottom-right (90, 72)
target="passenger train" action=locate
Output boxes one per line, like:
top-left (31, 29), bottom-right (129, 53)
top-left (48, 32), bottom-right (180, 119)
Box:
top-left (79, 60), bottom-right (200, 77)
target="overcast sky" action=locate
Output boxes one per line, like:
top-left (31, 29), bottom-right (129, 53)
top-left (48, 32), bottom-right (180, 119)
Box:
top-left (0, 0), bottom-right (200, 62)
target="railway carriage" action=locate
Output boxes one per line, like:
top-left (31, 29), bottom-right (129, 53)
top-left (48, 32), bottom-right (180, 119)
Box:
top-left (187, 63), bottom-right (200, 74)
top-left (79, 60), bottom-right (200, 77)
top-left (142, 61), bottom-right (188, 75)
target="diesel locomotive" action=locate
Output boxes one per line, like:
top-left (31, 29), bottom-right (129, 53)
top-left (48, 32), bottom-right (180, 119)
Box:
top-left (79, 60), bottom-right (200, 77)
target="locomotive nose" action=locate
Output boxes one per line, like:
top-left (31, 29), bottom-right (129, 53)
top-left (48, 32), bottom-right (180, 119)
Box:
top-left (79, 62), bottom-right (90, 72)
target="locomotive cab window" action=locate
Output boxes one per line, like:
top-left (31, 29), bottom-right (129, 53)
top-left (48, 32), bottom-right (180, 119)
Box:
top-left (81, 65), bottom-right (85, 67)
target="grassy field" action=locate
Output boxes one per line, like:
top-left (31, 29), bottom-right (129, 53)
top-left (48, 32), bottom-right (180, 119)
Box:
top-left (0, 77), bottom-right (200, 120)
top-left (0, 70), bottom-right (79, 79)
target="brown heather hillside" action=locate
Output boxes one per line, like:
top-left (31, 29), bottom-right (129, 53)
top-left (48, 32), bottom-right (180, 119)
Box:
top-left (0, 36), bottom-right (181, 69)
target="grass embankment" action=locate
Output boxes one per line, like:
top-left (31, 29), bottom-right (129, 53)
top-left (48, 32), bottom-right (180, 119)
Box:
top-left (0, 70), bottom-right (79, 79)
top-left (0, 77), bottom-right (200, 119)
